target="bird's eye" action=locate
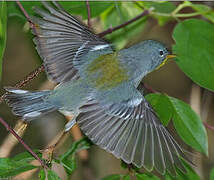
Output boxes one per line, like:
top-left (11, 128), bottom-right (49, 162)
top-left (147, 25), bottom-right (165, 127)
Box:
top-left (159, 50), bottom-right (164, 56)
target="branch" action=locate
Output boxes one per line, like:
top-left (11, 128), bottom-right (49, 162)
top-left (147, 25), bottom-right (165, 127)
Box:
top-left (86, 0), bottom-right (91, 28)
top-left (204, 122), bottom-right (214, 131)
top-left (0, 65), bottom-right (45, 104)
top-left (98, 9), bottom-right (150, 37)
top-left (0, 117), bottom-right (48, 169)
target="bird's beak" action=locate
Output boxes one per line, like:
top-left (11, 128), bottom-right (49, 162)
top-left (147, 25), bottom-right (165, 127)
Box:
top-left (155, 54), bottom-right (176, 70)
top-left (166, 54), bottom-right (176, 60)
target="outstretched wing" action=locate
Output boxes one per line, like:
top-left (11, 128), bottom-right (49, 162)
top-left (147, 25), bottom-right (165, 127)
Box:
top-left (32, 2), bottom-right (112, 83)
top-left (76, 95), bottom-right (191, 176)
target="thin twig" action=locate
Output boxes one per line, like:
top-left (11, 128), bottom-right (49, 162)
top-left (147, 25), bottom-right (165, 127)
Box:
top-left (16, 1), bottom-right (34, 28)
top-left (98, 9), bottom-right (150, 37)
top-left (0, 117), bottom-right (48, 169)
top-left (86, 0), bottom-right (91, 28)
top-left (143, 83), bottom-right (157, 93)
top-left (0, 65), bottom-right (45, 104)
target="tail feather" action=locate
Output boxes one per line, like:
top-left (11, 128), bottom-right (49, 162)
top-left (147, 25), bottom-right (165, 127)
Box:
top-left (5, 87), bottom-right (57, 121)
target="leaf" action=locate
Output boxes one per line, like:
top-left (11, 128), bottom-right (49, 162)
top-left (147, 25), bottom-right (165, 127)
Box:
top-left (7, 2), bottom-right (113, 21)
top-left (165, 159), bottom-right (200, 180)
top-left (59, 137), bottom-right (92, 175)
top-left (7, 2), bottom-right (42, 20)
top-left (145, 93), bottom-right (173, 126)
top-left (169, 96), bottom-right (208, 155)
top-left (101, 2), bottom-right (147, 49)
top-left (136, 173), bottom-right (160, 180)
top-left (139, 1), bottom-right (176, 26)
top-left (13, 150), bottom-right (42, 162)
top-left (122, 175), bottom-right (130, 180)
top-left (0, 158), bottom-right (37, 178)
top-left (39, 169), bottom-right (46, 180)
top-left (173, 19), bottom-right (214, 91)
top-left (47, 170), bottom-right (61, 180)
top-left (146, 93), bottom-right (208, 155)
top-left (188, 3), bottom-right (214, 23)
top-left (0, 1), bottom-right (7, 78)
top-left (59, 1), bottom-right (114, 20)
top-left (210, 167), bottom-right (214, 180)
top-left (101, 174), bottom-right (123, 180)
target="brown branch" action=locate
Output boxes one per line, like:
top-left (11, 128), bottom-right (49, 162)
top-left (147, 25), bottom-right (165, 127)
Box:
top-left (86, 0), bottom-right (91, 28)
top-left (98, 9), bottom-right (150, 37)
top-left (0, 117), bottom-right (48, 169)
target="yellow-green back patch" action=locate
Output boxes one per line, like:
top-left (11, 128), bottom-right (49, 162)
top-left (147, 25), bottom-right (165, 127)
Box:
top-left (87, 53), bottom-right (128, 90)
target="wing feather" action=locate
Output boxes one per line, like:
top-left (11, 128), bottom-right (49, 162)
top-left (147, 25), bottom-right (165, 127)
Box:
top-left (76, 97), bottom-right (192, 176)
top-left (32, 2), bottom-right (112, 83)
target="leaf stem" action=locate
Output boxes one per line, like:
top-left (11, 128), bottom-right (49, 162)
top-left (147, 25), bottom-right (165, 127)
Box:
top-left (0, 117), bottom-right (48, 169)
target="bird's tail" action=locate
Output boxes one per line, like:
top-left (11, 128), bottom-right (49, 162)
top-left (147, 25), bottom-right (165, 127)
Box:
top-left (5, 87), bottom-right (57, 121)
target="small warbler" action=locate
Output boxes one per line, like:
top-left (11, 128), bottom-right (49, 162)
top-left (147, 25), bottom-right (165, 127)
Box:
top-left (5, 2), bottom-right (191, 175)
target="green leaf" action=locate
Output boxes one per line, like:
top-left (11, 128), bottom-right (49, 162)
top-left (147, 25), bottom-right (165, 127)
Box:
top-left (59, 2), bottom-right (114, 20)
top-left (210, 167), bottom-right (214, 180)
top-left (122, 175), bottom-right (130, 180)
top-left (136, 173), bottom-right (160, 180)
top-left (139, 1), bottom-right (176, 26)
top-left (60, 155), bottom-right (76, 175)
top-left (59, 137), bottom-right (92, 175)
top-left (173, 19), bottom-right (214, 91)
top-left (7, 2), bottom-right (113, 21)
top-left (101, 2), bottom-right (147, 49)
top-left (7, 2), bottom-right (42, 20)
top-left (0, 158), bottom-right (37, 178)
top-left (165, 160), bottom-right (200, 180)
top-left (39, 169), bottom-right (46, 180)
top-left (169, 96), bottom-right (208, 155)
top-left (101, 174), bottom-right (123, 180)
top-left (47, 170), bottom-right (61, 180)
top-left (188, 3), bottom-right (214, 23)
top-left (13, 150), bottom-right (42, 162)
top-left (146, 93), bottom-right (208, 155)
top-left (0, 1), bottom-right (7, 78)
top-left (145, 93), bottom-right (173, 126)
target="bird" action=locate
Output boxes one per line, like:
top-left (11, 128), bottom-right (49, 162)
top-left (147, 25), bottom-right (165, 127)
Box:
top-left (5, 2), bottom-right (191, 176)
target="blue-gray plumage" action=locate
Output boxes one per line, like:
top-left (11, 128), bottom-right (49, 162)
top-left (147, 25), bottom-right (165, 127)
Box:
top-left (5, 2), bottom-right (192, 176)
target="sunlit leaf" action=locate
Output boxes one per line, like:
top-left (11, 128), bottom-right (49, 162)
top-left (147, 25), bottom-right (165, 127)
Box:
top-left (0, 158), bottom-right (37, 178)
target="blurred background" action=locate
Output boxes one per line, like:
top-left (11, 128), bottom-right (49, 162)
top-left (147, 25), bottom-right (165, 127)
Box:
top-left (0, 1), bottom-right (214, 180)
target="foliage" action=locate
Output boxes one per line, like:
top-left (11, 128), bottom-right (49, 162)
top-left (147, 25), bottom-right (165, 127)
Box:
top-left (1, 1), bottom-right (214, 179)
top-left (0, 1), bottom-right (7, 78)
